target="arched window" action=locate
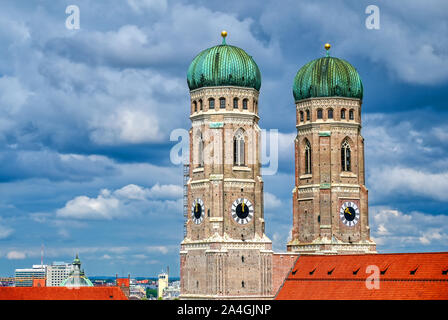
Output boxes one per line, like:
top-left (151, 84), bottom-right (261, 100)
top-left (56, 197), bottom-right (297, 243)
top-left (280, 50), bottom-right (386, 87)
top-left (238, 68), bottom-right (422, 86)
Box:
top-left (193, 101), bottom-right (197, 112)
top-left (233, 98), bottom-right (239, 109)
top-left (209, 98), bottom-right (215, 109)
top-left (349, 109), bottom-right (354, 120)
top-left (304, 139), bottom-right (312, 174)
top-left (199, 99), bottom-right (203, 111)
top-left (328, 108), bottom-right (333, 119)
top-left (233, 129), bottom-right (245, 166)
top-left (219, 97), bottom-right (226, 109)
top-left (243, 99), bottom-right (248, 109)
top-left (341, 109), bottom-right (346, 119)
top-left (341, 140), bottom-right (351, 171)
top-left (306, 109), bottom-right (310, 121)
top-left (300, 111), bottom-right (304, 122)
top-left (317, 109), bottom-right (323, 119)
top-left (197, 131), bottom-right (204, 167)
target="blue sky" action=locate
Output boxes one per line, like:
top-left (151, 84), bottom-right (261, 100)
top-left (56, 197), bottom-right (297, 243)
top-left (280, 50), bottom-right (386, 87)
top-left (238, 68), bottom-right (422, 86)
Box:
top-left (0, 0), bottom-right (447, 277)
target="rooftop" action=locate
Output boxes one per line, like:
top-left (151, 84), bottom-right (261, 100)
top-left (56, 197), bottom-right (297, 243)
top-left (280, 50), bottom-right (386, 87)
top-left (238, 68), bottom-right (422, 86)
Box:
top-left (275, 252), bottom-right (448, 300)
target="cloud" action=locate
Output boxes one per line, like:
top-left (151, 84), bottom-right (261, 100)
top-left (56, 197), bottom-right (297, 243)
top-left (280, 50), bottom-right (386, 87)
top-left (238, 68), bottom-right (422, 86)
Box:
top-left (0, 150), bottom-right (117, 182)
top-left (0, 224), bottom-right (13, 240)
top-left (56, 183), bottom-right (182, 220)
top-left (369, 167), bottom-right (448, 202)
top-left (260, 0), bottom-right (448, 85)
top-left (264, 192), bottom-right (282, 210)
top-left (89, 108), bottom-right (162, 145)
top-left (127, 0), bottom-right (168, 13)
top-left (6, 251), bottom-right (26, 260)
top-left (371, 206), bottom-right (448, 252)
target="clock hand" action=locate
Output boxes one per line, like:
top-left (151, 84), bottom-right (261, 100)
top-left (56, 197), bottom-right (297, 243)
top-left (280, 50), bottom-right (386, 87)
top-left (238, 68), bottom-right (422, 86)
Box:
top-left (195, 203), bottom-right (198, 212)
top-left (242, 200), bottom-right (245, 212)
top-left (344, 207), bottom-right (351, 215)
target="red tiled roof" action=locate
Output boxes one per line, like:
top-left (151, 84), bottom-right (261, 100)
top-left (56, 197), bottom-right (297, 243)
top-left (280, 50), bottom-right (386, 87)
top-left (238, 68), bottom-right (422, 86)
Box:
top-left (116, 278), bottom-right (130, 288)
top-left (275, 252), bottom-right (448, 300)
top-left (0, 286), bottom-right (128, 300)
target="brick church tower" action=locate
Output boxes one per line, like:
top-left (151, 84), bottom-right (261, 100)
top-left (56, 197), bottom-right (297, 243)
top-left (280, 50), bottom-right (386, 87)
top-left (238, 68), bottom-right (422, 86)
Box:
top-left (180, 31), bottom-right (273, 299)
top-left (287, 44), bottom-right (376, 255)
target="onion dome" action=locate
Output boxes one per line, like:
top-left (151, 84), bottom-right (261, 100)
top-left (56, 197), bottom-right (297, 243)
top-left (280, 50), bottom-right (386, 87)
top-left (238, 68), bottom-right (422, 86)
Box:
top-left (187, 31), bottom-right (261, 91)
top-left (293, 43), bottom-right (363, 102)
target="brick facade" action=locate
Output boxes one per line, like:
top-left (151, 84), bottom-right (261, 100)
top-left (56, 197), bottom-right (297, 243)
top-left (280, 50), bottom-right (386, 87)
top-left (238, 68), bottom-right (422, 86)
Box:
top-left (288, 97), bottom-right (376, 254)
top-left (180, 86), bottom-right (277, 299)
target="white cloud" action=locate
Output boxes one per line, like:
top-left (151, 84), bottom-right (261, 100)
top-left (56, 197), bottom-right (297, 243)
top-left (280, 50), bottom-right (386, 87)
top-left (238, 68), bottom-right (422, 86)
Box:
top-left (264, 192), bottom-right (282, 210)
top-left (6, 251), bottom-right (26, 260)
top-left (56, 183), bottom-right (182, 220)
top-left (56, 189), bottom-right (121, 220)
top-left (90, 109), bottom-right (161, 145)
top-left (371, 206), bottom-right (448, 251)
top-left (144, 245), bottom-right (170, 254)
top-left (369, 166), bottom-right (448, 202)
top-left (127, 0), bottom-right (168, 13)
top-left (0, 224), bottom-right (13, 240)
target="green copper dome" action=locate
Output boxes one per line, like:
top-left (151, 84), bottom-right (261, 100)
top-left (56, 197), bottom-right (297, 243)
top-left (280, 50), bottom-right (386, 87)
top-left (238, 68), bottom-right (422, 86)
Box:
top-left (187, 33), bottom-right (261, 91)
top-left (293, 52), bottom-right (363, 102)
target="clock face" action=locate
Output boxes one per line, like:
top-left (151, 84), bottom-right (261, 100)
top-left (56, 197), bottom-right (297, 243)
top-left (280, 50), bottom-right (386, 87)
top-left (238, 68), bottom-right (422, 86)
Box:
top-left (231, 198), bottom-right (254, 225)
top-left (339, 201), bottom-right (359, 227)
top-left (191, 198), bottom-right (204, 225)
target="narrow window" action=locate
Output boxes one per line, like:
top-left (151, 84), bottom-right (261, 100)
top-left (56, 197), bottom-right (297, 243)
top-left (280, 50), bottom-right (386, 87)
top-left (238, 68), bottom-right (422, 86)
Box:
top-left (241, 281), bottom-right (245, 288)
top-left (304, 139), bottom-right (312, 174)
top-left (233, 129), bottom-right (245, 166)
top-left (233, 98), bottom-right (238, 109)
top-left (341, 140), bottom-right (351, 171)
top-left (300, 111), bottom-right (304, 122)
top-left (341, 109), bottom-right (346, 119)
top-left (193, 101), bottom-right (197, 112)
top-left (243, 99), bottom-right (248, 109)
top-left (199, 99), bottom-right (203, 111)
top-left (317, 109), bottom-right (323, 119)
top-left (219, 97), bottom-right (226, 109)
top-left (306, 109), bottom-right (310, 121)
top-left (349, 109), bottom-right (354, 120)
top-left (209, 98), bottom-right (215, 109)
top-left (241, 256), bottom-right (245, 263)
top-left (197, 132), bottom-right (204, 167)
top-left (328, 109), bottom-right (333, 119)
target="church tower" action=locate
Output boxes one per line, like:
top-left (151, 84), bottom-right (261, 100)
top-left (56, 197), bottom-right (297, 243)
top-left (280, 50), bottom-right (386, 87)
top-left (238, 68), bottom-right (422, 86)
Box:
top-left (180, 31), bottom-right (273, 299)
top-left (287, 44), bottom-right (376, 255)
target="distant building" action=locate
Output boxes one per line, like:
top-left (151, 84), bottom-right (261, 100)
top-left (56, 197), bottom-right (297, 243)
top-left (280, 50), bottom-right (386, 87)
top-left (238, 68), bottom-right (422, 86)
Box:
top-left (0, 277), bottom-right (15, 287)
top-left (157, 272), bottom-right (168, 299)
top-left (116, 276), bottom-right (130, 298)
top-left (59, 254), bottom-right (93, 287)
top-left (15, 265), bottom-right (46, 287)
top-left (163, 280), bottom-right (180, 300)
top-left (46, 262), bottom-right (72, 287)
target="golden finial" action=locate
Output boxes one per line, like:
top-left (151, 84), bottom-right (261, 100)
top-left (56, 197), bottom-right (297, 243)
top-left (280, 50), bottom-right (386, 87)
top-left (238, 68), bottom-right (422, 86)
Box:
top-left (221, 30), bottom-right (228, 45)
top-left (324, 43), bottom-right (331, 57)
